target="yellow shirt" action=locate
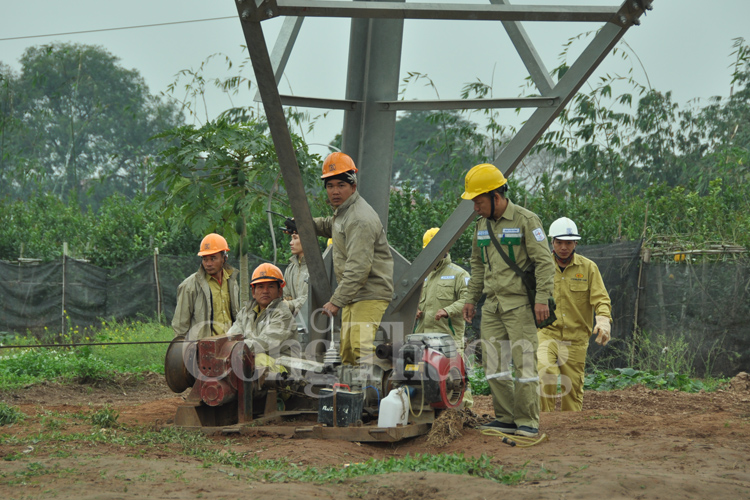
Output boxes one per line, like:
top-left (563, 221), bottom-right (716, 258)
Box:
top-left (539, 253), bottom-right (612, 346)
top-left (207, 268), bottom-right (232, 336)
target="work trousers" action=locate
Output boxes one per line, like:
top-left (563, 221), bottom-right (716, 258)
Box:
top-left (537, 331), bottom-right (588, 411)
top-left (340, 299), bottom-right (389, 365)
top-left (481, 302), bottom-right (540, 429)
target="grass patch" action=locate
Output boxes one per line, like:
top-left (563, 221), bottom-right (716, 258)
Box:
top-left (0, 401), bottom-right (25, 426)
top-left (0, 319), bottom-right (172, 389)
top-left (1, 423), bottom-right (525, 485)
top-left (584, 367), bottom-right (729, 392)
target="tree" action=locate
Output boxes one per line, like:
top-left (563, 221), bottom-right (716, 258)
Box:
top-left (0, 42), bottom-right (183, 206)
top-left (149, 116), bottom-right (321, 300)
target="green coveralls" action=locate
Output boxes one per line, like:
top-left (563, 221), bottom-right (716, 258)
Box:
top-left (414, 254), bottom-right (473, 407)
top-left (466, 200), bottom-right (555, 429)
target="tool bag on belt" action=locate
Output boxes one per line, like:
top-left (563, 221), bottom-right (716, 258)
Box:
top-left (486, 219), bottom-right (557, 328)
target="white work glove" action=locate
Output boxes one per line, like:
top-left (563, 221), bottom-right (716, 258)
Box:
top-left (593, 316), bottom-right (611, 346)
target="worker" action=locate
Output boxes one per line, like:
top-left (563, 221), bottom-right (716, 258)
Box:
top-left (537, 217), bottom-right (612, 411)
top-left (415, 227), bottom-right (474, 408)
top-left (281, 223), bottom-right (309, 315)
top-left (461, 163), bottom-right (555, 438)
top-left (227, 263), bottom-right (298, 366)
top-left (172, 233), bottom-right (240, 340)
top-left (313, 152), bottom-right (394, 365)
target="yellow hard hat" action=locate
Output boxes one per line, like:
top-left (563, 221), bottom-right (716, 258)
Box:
top-left (460, 163), bottom-right (508, 200)
top-left (327, 238), bottom-right (333, 247)
top-left (422, 227), bottom-right (440, 248)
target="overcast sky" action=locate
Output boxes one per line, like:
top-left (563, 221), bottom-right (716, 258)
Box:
top-left (2, 0), bottom-right (748, 154)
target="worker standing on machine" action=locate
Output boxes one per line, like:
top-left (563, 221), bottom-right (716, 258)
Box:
top-left (172, 233), bottom-right (241, 340)
top-left (537, 217), bottom-right (612, 411)
top-left (312, 152), bottom-right (394, 366)
top-left (461, 163), bottom-right (555, 438)
top-left (415, 227), bottom-right (474, 408)
top-left (227, 263), bottom-right (298, 369)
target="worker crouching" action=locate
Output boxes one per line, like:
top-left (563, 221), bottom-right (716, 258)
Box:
top-left (227, 263), bottom-right (298, 373)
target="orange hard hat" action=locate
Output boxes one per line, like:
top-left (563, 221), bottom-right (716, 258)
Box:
top-left (251, 263), bottom-right (285, 288)
top-left (321, 152), bottom-right (358, 179)
top-left (197, 233), bottom-right (229, 256)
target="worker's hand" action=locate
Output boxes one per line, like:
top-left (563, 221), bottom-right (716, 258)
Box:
top-left (593, 315), bottom-right (611, 345)
top-left (435, 309), bottom-right (449, 321)
top-left (534, 303), bottom-right (550, 325)
top-left (322, 302), bottom-right (340, 317)
top-left (463, 303), bottom-right (475, 323)
top-left (415, 309), bottom-right (424, 320)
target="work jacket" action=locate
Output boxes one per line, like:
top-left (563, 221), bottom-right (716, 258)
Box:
top-left (415, 254), bottom-right (470, 340)
top-left (539, 253), bottom-right (612, 346)
top-left (466, 200), bottom-right (555, 313)
top-left (283, 254), bottom-right (309, 315)
top-left (227, 297), bottom-right (298, 358)
top-left (314, 190), bottom-right (394, 307)
top-left (172, 266), bottom-right (241, 340)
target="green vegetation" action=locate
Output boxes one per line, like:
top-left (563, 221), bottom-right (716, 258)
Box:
top-left (0, 418), bottom-right (526, 484)
top-left (0, 401), bottom-right (25, 426)
top-left (584, 368), bottom-right (725, 393)
top-left (468, 363), bottom-right (727, 396)
top-left (89, 406), bottom-right (120, 429)
top-left (0, 319), bottom-right (172, 389)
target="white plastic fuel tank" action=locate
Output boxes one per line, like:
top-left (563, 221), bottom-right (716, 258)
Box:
top-left (377, 387), bottom-right (409, 427)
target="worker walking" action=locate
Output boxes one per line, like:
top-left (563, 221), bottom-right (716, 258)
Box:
top-left (415, 227), bottom-right (474, 408)
top-left (537, 217), bottom-right (612, 411)
top-left (172, 233), bottom-right (241, 340)
top-left (313, 152), bottom-right (394, 365)
top-left (227, 263), bottom-right (298, 367)
top-left (461, 164), bottom-right (555, 437)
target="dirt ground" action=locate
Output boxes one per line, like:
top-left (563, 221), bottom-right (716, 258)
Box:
top-left (2, 372), bottom-right (750, 500)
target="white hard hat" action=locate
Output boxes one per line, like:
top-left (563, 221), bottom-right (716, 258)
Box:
top-left (549, 217), bottom-right (581, 241)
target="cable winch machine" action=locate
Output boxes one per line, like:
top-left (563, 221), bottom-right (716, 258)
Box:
top-left (164, 323), bottom-right (467, 442)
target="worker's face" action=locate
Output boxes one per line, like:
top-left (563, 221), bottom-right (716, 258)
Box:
top-left (325, 179), bottom-right (356, 208)
top-left (201, 252), bottom-right (225, 277)
top-left (552, 238), bottom-right (577, 260)
top-left (252, 281), bottom-right (282, 308)
top-left (289, 233), bottom-right (303, 256)
top-left (471, 192), bottom-right (500, 219)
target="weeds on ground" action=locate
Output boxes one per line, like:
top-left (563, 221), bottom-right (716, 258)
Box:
top-left (0, 319), bottom-right (172, 389)
top-left (1, 421), bottom-right (526, 485)
top-left (583, 367), bottom-right (727, 392)
top-left (89, 406), bottom-right (120, 429)
top-left (0, 401), bottom-right (25, 426)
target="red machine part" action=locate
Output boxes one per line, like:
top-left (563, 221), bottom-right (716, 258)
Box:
top-left (195, 334), bottom-right (253, 407)
top-left (422, 347), bottom-right (467, 409)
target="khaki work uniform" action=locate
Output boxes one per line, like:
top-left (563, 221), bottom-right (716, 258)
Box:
top-left (227, 297), bottom-right (298, 360)
top-left (538, 253), bottom-right (611, 411)
top-left (415, 254), bottom-right (474, 407)
top-left (172, 266), bottom-right (240, 340)
top-left (283, 254), bottom-right (309, 314)
top-left (466, 200), bottom-right (555, 429)
top-left (314, 190), bottom-right (394, 365)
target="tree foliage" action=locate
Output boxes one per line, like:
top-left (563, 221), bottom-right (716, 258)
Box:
top-left (0, 42), bottom-right (183, 207)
